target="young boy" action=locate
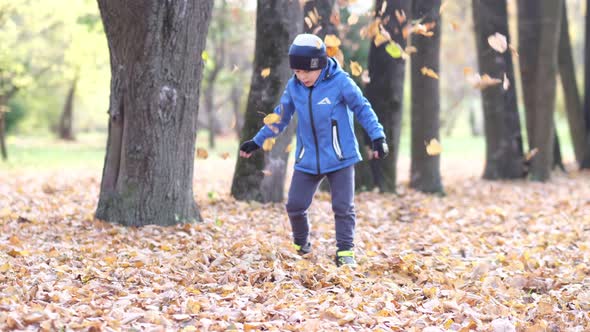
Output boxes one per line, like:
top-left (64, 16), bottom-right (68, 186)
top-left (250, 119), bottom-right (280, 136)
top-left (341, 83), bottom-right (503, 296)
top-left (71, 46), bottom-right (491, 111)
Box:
top-left (239, 33), bottom-right (388, 267)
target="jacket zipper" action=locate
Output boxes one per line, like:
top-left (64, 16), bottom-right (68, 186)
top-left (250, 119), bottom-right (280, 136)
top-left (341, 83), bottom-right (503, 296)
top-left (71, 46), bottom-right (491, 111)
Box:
top-left (331, 120), bottom-right (344, 160)
top-left (308, 87), bottom-right (320, 174)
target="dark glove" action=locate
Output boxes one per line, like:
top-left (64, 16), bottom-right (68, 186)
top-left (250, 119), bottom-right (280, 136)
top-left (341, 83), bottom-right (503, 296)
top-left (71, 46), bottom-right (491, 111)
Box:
top-left (372, 137), bottom-right (389, 159)
top-left (240, 140), bottom-right (260, 154)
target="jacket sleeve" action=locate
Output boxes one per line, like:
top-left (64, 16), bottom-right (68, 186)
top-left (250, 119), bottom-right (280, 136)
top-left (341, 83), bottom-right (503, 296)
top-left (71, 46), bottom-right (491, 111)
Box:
top-left (252, 86), bottom-right (296, 147)
top-left (340, 75), bottom-right (385, 141)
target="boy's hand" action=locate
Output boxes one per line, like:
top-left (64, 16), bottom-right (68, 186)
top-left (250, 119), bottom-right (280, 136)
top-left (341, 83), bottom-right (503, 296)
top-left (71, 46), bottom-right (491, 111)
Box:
top-left (239, 140), bottom-right (260, 158)
top-left (372, 138), bottom-right (389, 159)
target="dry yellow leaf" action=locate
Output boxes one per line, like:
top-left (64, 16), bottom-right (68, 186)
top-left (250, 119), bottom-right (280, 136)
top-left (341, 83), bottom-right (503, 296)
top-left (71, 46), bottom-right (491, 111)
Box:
top-left (374, 33), bottom-right (389, 47)
top-left (347, 14), bottom-right (359, 25)
top-left (472, 74), bottom-right (502, 90)
top-left (405, 46), bottom-right (417, 55)
top-left (220, 152), bottom-right (230, 160)
top-left (0, 263), bottom-right (10, 273)
top-left (421, 67), bottom-right (439, 79)
top-left (324, 34), bottom-right (341, 48)
top-left (263, 113), bottom-right (281, 125)
top-left (104, 256), bottom-right (117, 265)
top-left (260, 68), bottom-right (271, 78)
top-left (327, 46), bottom-right (340, 57)
top-left (426, 138), bottom-right (442, 156)
top-left (285, 144), bottom-right (293, 153)
top-left (463, 67), bottom-right (474, 76)
top-left (450, 21), bottom-right (460, 31)
top-left (350, 61), bottom-right (362, 77)
top-left (262, 138), bottom-right (275, 151)
top-left (196, 148), bottom-right (208, 159)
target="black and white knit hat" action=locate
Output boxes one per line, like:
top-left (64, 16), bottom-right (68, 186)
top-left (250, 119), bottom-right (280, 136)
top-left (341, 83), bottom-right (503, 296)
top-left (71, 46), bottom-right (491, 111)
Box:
top-left (288, 34), bottom-right (328, 71)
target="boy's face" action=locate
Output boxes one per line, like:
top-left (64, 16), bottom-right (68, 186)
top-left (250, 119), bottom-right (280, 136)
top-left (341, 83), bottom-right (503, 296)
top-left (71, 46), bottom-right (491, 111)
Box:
top-left (294, 69), bottom-right (322, 87)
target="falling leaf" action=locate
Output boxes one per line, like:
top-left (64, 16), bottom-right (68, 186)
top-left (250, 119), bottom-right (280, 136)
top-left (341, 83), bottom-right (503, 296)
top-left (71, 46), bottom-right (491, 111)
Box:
top-left (347, 14), bottom-right (359, 25)
top-left (196, 148), bottom-right (208, 159)
top-left (374, 33), bottom-right (389, 47)
top-left (503, 73), bottom-right (510, 90)
top-left (201, 51), bottom-right (209, 62)
top-left (488, 33), bottom-right (508, 53)
top-left (260, 68), bottom-right (271, 78)
top-left (463, 67), bottom-right (474, 76)
top-left (220, 152), bottom-right (230, 160)
top-left (421, 67), bottom-right (439, 79)
top-left (450, 21), bottom-right (460, 31)
top-left (263, 113), bottom-right (281, 125)
top-left (350, 61), bottom-right (362, 76)
top-left (405, 45), bottom-right (417, 55)
top-left (285, 144), bottom-right (293, 153)
top-left (472, 74), bottom-right (502, 90)
top-left (525, 147), bottom-right (538, 161)
top-left (385, 42), bottom-right (403, 58)
top-left (395, 10), bottom-right (406, 24)
top-left (304, 17), bottom-right (313, 30)
top-left (379, 1), bottom-right (388, 16)
top-left (231, 64), bottom-right (239, 73)
top-left (426, 138), bottom-right (442, 156)
top-left (262, 169), bottom-right (272, 176)
top-left (324, 34), bottom-right (342, 48)
top-left (262, 138), bottom-right (276, 151)
top-left (327, 46), bottom-right (340, 57)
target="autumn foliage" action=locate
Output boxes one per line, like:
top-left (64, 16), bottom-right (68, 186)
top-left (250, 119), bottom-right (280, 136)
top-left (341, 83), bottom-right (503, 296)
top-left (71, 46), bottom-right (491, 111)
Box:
top-left (1, 166), bottom-right (589, 330)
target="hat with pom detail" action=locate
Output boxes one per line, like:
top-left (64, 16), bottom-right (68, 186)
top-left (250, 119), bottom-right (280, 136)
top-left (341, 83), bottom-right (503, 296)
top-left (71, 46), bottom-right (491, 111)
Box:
top-left (288, 34), bottom-right (328, 71)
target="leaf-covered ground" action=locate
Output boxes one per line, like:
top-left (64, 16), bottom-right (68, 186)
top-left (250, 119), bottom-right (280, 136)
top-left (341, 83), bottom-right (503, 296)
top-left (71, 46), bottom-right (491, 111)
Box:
top-left (1, 160), bottom-right (590, 331)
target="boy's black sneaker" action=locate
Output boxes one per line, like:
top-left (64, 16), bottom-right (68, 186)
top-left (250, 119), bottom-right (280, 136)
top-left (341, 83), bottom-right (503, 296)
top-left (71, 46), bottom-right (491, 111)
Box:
top-left (335, 250), bottom-right (357, 267)
top-left (293, 242), bottom-right (311, 255)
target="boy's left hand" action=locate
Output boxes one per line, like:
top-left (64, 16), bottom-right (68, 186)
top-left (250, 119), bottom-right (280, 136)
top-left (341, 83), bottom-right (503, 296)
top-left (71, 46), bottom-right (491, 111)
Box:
top-left (372, 138), bottom-right (389, 159)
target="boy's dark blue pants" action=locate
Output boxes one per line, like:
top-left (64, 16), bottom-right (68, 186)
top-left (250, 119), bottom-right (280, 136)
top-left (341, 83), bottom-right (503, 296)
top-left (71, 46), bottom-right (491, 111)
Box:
top-left (286, 165), bottom-right (355, 251)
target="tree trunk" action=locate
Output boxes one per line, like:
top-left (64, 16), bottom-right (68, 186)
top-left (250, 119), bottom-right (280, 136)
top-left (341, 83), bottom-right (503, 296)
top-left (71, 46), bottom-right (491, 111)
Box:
top-left (362, 0), bottom-right (411, 192)
top-left (58, 76), bottom-right (78, 141)
top-left (582, 0), bottom-right (590, 169)
top-left (410, 0), bottom-right (444, 193)
top-left (553, 121), bottom-right (565, 171)
top-left (558, 1), bottom-right (586, 167)
top-left (0, 113), bottom-right (6, 160)
top-left (303, 0), bottom-right (337, 39)
top-left (472, 0), bottom-right (525, 179)
top-left (518, 0), bottom-right (562, 181)
top-left (230, 84), bottom-right (243, 137)
top-left (95, 0), bottom-right (213, 226)
top-left (231, 0), bottom-right (302, 202)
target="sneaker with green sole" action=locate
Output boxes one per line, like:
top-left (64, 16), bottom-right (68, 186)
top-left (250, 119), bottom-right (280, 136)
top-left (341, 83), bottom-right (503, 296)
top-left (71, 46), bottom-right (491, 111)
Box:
top-left (293, 242), bottom-right (311, 255)
top-left (335, 250), bottom-right (357, 267)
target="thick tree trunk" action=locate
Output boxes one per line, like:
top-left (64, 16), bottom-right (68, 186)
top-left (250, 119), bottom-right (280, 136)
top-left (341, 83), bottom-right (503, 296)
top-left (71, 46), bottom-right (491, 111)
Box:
top-left (231, 0), bottom-right (302, 202)
top-left (362, 0), bottom-right (411, 192)
top-left (472, 0), bottom-right (525, 179)
top-left (518, 0), bottom-right (562, 181)
top-left (95, 0), bottom-right (213, 226)
top-left (303, 0), bottom-right (337, 39)
top-left (558, 1), bottom-right (586, 166)
top-left (582, 0), bottom-right (590, 169)
top-left (58, 76), bottom-right (78, 141)
top-left (410, 0), bottom-right (444, 193)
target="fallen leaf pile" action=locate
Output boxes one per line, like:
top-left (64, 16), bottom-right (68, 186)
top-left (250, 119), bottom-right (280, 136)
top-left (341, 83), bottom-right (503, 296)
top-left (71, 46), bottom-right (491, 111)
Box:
top-left (1, 167), bottom-right (590, 331)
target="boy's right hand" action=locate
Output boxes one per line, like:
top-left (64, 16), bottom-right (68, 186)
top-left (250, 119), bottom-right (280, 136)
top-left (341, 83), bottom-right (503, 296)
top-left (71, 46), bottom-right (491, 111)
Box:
top-left (239, 140), bottom-right (260, 158)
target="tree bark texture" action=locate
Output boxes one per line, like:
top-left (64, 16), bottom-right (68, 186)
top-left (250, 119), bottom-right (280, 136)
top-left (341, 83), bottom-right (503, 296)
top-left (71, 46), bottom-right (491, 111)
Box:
top-left (517, 0), bottom-right (562, 181)
top-left (59, 76), bottom-right (78, 141)
top-left (558, 0), bottom-right (586, 167)
top-left (582, 0), bottom-right (590, 168)
top-left (231, 0), bottom-right (302, 202)
top-left (410, 0), bottom-right (444, 193)
top-left (363, 0), bottom-right (411, 192)
top-left (95, 0), bottom-right (213, 226)
top-left (303, 0), bottom-right (337, 39)
top-left (472, 0), bottom-right (525, 179)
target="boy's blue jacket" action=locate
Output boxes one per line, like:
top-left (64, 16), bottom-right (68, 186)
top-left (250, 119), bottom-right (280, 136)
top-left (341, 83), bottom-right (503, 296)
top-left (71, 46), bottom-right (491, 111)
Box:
top-left (253, 58), bottom-right (385, 175)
